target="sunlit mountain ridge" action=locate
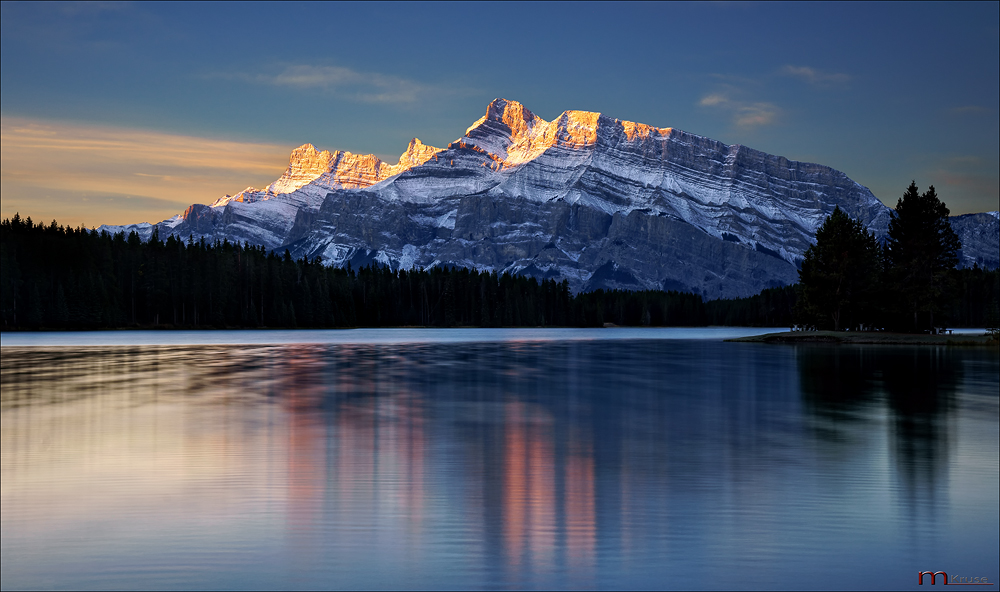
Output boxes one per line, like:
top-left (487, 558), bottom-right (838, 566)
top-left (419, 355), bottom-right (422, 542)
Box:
top-left (211, 138), bottom-right (444, 207)
top-left (98, 99), bottom-right (1000, 297)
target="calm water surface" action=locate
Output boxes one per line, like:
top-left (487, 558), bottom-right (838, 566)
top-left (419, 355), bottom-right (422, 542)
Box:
top-left (2, 330), bottom-right (998, 590)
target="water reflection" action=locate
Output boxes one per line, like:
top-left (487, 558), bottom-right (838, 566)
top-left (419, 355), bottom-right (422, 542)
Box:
top-left (796, 346), bottom-right (963, 516)
top-left (882, 350), bottom-right (961, 515)
top-left (798, 346), bottom-right (882, 418)
top-left (2, 340), bottom-right (997, 590)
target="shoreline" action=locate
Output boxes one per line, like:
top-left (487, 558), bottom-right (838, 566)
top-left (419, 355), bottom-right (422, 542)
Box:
top-left (727, 330), bottom-right (998, 346)
top-left (0, 326), bottom-right (789, 348)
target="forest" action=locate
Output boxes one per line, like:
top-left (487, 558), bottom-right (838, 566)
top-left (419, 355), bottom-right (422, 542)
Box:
top-left (1, 213), bottom-right (995, 330)
top-left (796, 183), bottom-right (1000, 332)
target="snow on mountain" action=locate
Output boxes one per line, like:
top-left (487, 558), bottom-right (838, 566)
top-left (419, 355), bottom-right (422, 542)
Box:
top-left (98, 99), bottom-right (1000, 298)
top-left (950, 212), bottom-right (1000, 269)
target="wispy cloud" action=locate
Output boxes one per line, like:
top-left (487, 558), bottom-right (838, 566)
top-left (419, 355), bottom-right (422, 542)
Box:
top-left (1, 117), bottom-right (291, 225)
top-left (698, 94), bottom-right (728, 107)
top-left (780, 65), bottom-right (850, 86)
top-left (698, 94), bottom-right (780, 128)
top-left (698, 64), bottom-right (848, 128)
top-left (949, 105), bottom-right (991, 115)
top-left (227, 64), bottom-right (455, 104)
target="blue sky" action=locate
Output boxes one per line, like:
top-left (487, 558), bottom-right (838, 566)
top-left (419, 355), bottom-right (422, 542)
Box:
top-left (2, 1), bottom-right (997, 226)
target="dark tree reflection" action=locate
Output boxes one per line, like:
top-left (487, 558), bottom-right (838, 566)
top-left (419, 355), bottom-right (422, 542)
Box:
top-left (798, 346), bottom-right (880, 420)
top-left (798, 345), bottom-right (960, 511)
top-left (881, 348), bottom-right (961, 515)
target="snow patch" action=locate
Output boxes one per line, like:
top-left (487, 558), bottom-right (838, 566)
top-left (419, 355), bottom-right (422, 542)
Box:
top-left (398, 244), bottom-right (419, 270)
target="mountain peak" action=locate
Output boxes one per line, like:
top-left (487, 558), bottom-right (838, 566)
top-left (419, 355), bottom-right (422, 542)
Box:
top-left (465, 98), bottom-right (541, 137)
top-left (290, 142), bottom-right (322, 158)
top-left (485, 98), bottom-right (539, 131)
top-left (397, 137), bottom-right (443, 169)
top-left (267, 143), bottom-right (341, 195)
top-left (458, 101), bottom-right (676, 167)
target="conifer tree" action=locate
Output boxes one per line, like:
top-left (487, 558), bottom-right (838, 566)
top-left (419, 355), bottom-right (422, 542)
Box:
top-left (885, 182), bottom-right (961, 331)
top-left (797, 207), bottom-right (881, 330)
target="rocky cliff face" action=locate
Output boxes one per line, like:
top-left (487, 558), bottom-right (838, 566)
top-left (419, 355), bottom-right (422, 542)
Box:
top-left (950, 212), bottom-right (1000, 269)
top-left (98, 99), bottom-right (1000, 298)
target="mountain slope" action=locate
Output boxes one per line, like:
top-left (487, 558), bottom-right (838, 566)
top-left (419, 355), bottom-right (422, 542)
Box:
top-left (98, 99), bottom-right (999, 297)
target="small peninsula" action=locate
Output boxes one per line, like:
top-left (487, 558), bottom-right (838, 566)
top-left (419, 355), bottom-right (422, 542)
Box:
top-left (727, 330), bottom-right (997, 346)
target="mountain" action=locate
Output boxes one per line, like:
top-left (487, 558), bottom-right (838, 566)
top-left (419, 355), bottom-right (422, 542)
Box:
top-left (950, 212), bottom-right (1000, 269)
top-left (99, 99), bottom-right (999, 298)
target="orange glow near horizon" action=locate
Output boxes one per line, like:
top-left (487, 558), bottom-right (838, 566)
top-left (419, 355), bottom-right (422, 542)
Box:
top-left (0, 116), bottom-right (290, 227)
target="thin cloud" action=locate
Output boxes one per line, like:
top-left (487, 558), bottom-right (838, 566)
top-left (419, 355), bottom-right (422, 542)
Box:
top-left (1, 117), bottom-right (291, 225)
top-left (781, 65), bottom-right (850, 86)
top-left (699, 94), bottom-right (728, 107)
top-left (733, 104), bottom-right (779, 128)
top-left (698, 94), bottom-right (779, 128)
top-left (949, 105), bottom-right (991, 115)
top-left (230, 64), bottom-right (442, 104)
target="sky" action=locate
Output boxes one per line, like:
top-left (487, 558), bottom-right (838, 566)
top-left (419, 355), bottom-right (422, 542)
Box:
top-left (1, 1), bottom-right (998, 227)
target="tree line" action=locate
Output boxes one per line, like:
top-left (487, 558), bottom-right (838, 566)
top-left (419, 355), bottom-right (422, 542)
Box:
top-left (796, 182), bottom-right (999, 332)
top-left (0, 214), bottom-right (705, 329)
top-left (2, 199), bottom-right (995, 331)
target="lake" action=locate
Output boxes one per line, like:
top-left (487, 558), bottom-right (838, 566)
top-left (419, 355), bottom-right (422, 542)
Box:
top-left (2, 329), bottom-right (998, 590)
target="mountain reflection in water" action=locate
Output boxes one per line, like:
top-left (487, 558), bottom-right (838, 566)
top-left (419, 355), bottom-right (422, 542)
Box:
top-left (2, 339), bottom-right (998, 590)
